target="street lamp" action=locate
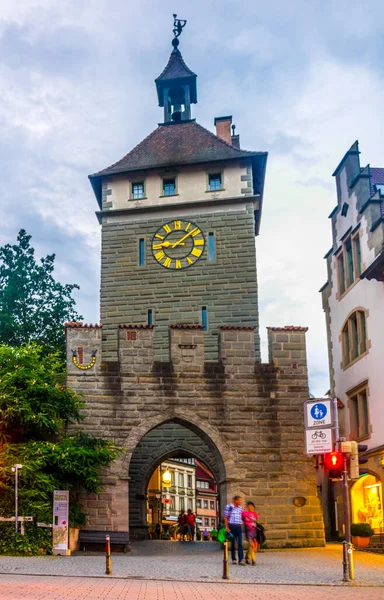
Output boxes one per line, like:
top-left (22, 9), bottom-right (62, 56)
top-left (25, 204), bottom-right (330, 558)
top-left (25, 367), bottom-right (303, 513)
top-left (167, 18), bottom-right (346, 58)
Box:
top-left (160, 468), bottom-right (172, 535)
top-left (11, 464), bottom-right (22, 533)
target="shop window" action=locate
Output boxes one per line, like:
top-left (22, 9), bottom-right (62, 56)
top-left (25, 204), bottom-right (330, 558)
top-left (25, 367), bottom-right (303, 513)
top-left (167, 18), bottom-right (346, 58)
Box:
top-left (211, 518), bottom-right (216, 527)
top-left (336, 231), bottom-right (362, 296)
top-left (204, 517), bottom-right (210, 526)
top-left (348, 383), bottom-right (370, 440)
top-left (351, 474), bottom-right (383, 533)
top-left (341, 310), bottom-right (368, 368)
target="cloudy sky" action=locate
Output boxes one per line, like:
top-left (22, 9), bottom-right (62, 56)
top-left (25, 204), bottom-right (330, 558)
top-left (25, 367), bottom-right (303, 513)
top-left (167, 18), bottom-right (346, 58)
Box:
top-left (1, 0), bottom-right (383, 395)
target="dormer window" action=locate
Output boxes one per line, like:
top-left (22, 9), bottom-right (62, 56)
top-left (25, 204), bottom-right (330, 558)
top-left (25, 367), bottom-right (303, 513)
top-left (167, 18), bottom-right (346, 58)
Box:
top-left (208, 173), bottom-right (222, 191)
top-left (163, 177), bottom-right (176, 196)
top-left (132, 182), bottom-right (145, 200)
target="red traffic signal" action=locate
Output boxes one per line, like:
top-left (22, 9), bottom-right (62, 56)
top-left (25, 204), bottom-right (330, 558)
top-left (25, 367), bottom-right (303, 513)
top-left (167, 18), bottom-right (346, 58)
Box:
top-left (325, 452), bottom-right (343, 479)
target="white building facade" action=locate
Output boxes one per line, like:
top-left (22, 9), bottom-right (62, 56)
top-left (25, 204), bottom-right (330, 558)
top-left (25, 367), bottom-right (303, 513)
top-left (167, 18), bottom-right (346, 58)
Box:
top-left (321, 141), bottom-right (384, 537)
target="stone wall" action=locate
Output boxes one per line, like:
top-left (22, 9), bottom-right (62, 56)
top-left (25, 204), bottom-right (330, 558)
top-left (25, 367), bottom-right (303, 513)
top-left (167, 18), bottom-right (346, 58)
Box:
top-left (100, 201), bottom-right (261, 363)
top-left (66, 323), bottom-right (325, 548)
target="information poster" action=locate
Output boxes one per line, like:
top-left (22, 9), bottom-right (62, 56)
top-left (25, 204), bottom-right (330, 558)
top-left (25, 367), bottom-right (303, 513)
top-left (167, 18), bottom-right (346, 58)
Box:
top-left (52, 490), bottom-right (69, 551)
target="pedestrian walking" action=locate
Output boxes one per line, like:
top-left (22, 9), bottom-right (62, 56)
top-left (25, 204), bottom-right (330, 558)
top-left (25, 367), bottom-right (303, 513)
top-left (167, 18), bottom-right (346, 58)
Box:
top-left (210, 526), bottom-right (218, 541)
top-left (202, 528), bottom-right (209, 541)
top-left (178, 510), bottom-right (187, 541)
top-left (186, 508), bottom-right (196, 541)
top-left (242, 501), bottom-right (259, 565)
top-left (223, 495), bottom-right (245, 565)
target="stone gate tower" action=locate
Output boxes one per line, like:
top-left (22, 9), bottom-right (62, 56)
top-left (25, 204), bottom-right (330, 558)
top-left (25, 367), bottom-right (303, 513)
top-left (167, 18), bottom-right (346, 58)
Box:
top-left (66, 24), bottom-right (325, 547)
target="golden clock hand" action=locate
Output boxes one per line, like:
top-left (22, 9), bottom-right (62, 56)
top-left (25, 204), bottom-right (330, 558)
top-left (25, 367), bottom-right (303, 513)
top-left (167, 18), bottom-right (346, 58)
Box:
top-left (161, 241), bottom-right (184, 248)
top-left (171, 228), bottom-right (197, 248)
top-left (152, 241), bottom-right (186, 250)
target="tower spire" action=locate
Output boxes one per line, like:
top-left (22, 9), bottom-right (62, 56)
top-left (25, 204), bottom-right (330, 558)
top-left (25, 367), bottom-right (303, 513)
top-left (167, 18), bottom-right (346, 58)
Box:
top-left (155, 15), bottom-right (197, 124)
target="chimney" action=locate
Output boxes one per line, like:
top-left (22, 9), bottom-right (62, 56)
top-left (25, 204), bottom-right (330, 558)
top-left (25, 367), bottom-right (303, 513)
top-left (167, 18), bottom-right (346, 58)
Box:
top-left (214, 116), bottom-right (232, 145)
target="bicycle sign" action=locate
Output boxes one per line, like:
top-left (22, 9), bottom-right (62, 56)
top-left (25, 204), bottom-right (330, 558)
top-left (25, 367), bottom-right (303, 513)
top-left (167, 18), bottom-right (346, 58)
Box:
top-left (305, 428), bottom-right (333, 454)
top-left (304, 399), bottom-right (333, 429)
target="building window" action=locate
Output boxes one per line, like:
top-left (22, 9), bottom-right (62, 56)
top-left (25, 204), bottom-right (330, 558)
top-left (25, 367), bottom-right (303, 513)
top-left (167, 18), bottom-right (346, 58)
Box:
top-left (178, 473), bottom-right (184, 488)
top-left (336, 231), bottom-right (362, 296)
top-left (210, 501), bottom-right (215, 510)
top-left (202, 307), bottom-right (207, 331)
top-left (179, 497), bottom-right (185, 511)
top-left (348, 383), bottom-right (370, 440)
top-left (341, 309), bottom-right (368, 368)
top-left (204, 517), bottom-right (210, 526)
top-left (132, 181), bottom-right (145, 199)
top-left (187, 475), bottom-right (192, 488)
top-left (196, 499), bottom-right (202, 509)
top-left (197, 480), bottom-right (209, 489)
top-left (147, 309), bottom-right (153, 326)
top-left (208, 173), bottom-right (222, 191)
top-left (211, 518), bottom-right (216, 527)
top-left (203, 500), bottom-right (208, 509)
top-left (208, 232), bottom-right (215, 261)
top-left (163, 177), bottom-right (176, 196)
top-left (139, 239), bottom-right (145, 266)
top-left (187, 498), bottom-right (192, 510)
top-left (171, 470), bottom-right (175, 485)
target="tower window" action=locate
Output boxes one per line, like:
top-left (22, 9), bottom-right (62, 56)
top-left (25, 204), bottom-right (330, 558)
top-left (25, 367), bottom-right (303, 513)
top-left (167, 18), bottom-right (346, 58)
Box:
top-left (202, 306), bottom-right (207, 331)
top-left (147, 309), bottom-right (153, 326)
top-left (163, 178), bottom-right (176, 196)
top-left (139, 239), bottom-right (145, 266)
top-left (208, 232), bottom-right (215, 261)
top-left (208, 173), bottom-right (222, 191)
top-left (132, 182), bottom-right (145, 200)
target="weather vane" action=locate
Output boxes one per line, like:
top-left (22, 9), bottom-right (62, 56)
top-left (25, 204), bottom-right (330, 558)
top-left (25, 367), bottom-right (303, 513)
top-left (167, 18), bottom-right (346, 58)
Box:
top-left (173, 14), bottom-right (187, 44)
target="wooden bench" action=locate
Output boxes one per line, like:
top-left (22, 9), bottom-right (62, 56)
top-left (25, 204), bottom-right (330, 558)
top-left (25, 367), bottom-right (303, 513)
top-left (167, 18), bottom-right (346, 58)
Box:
top-left (78, 530), bottom-right (130, 553)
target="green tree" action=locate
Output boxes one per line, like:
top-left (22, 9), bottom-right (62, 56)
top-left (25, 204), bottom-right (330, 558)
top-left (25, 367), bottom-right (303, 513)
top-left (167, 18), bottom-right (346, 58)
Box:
top-left (0, 230), bottom-right (83, 355)
top-left (0, 344), bottom-right (118, 537)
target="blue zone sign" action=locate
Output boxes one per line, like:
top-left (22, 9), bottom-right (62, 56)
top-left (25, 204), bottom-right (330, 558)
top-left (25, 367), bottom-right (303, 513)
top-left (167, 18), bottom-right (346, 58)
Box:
top-left (310, 403), bottom-right (327, 421)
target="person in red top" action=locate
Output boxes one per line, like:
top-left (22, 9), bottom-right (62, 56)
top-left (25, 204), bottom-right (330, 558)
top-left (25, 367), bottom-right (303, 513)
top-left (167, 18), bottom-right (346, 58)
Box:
top-left (242, 501), bottom-right (259, 565)
top-left (186, 508), bottom-right (196, 541)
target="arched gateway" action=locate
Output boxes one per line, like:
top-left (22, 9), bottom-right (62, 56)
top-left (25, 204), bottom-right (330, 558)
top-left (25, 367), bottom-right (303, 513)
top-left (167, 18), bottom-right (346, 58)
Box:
top-left (128, 419), bottom-right (226, 538)
top-left (65, 23), bottom-right (325, 548)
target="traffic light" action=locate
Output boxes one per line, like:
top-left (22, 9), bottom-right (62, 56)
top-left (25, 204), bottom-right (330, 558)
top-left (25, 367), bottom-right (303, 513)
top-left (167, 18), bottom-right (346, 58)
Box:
top-left (348, 442), bottom-right (369, 480)
top-left (325, 452), bottom-right (343, 479)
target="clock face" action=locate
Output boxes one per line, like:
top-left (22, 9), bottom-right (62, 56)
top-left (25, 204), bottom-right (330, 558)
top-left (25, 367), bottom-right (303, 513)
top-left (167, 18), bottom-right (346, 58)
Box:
top-left (151, 219), bottom-right (205, 270)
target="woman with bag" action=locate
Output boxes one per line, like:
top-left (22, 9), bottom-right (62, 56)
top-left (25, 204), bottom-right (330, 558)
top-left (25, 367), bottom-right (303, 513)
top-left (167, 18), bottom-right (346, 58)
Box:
top-left (241, 501), bottom-right (259, 565)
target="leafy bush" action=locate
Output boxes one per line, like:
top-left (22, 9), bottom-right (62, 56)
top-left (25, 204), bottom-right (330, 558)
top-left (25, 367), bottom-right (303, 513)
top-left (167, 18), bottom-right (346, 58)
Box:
top-left (350, 522), bottom-right (374, 538)
top-left (0, 522), bottom-right (52, 555)
top-left (0, 344), bottom-right (119, 540)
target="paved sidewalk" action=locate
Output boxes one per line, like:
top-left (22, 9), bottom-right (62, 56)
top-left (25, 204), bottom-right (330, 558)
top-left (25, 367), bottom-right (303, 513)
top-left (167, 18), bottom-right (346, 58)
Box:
top-left (1, 575), bottom-right (384, 600)
top-left (0, 543), bottom-right (383, 586)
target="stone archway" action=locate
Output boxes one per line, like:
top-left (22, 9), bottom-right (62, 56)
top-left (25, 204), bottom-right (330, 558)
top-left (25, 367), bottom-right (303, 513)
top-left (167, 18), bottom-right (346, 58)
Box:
top-left (128, 418), bottom-right (227, 539)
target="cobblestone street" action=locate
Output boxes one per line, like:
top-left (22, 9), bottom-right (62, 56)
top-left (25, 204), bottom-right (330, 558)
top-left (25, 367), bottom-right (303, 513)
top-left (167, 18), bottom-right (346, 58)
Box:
top-left (0, 542), bottom-right (383, 588)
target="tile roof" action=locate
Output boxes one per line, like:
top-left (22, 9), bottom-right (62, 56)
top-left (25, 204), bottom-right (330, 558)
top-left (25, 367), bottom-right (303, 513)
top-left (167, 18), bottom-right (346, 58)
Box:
top-left (90, 121), bottom-right (262, 179)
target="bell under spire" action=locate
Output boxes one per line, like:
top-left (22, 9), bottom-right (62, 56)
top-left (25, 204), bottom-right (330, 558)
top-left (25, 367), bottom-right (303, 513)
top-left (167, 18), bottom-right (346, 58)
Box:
top-left (155, 15), bottom-right (197, 123)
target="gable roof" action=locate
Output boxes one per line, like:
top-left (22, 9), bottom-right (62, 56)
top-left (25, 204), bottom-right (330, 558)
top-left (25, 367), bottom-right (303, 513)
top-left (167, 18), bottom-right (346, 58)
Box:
top-left (90, 121), bottom-right (264, 179)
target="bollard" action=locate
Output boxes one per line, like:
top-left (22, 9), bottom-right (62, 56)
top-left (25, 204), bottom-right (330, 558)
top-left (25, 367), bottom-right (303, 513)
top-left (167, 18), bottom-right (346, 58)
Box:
top-left (222, 539), bottom-right (230, 580)
top-left (105, 535), bottom-right (112, 575)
